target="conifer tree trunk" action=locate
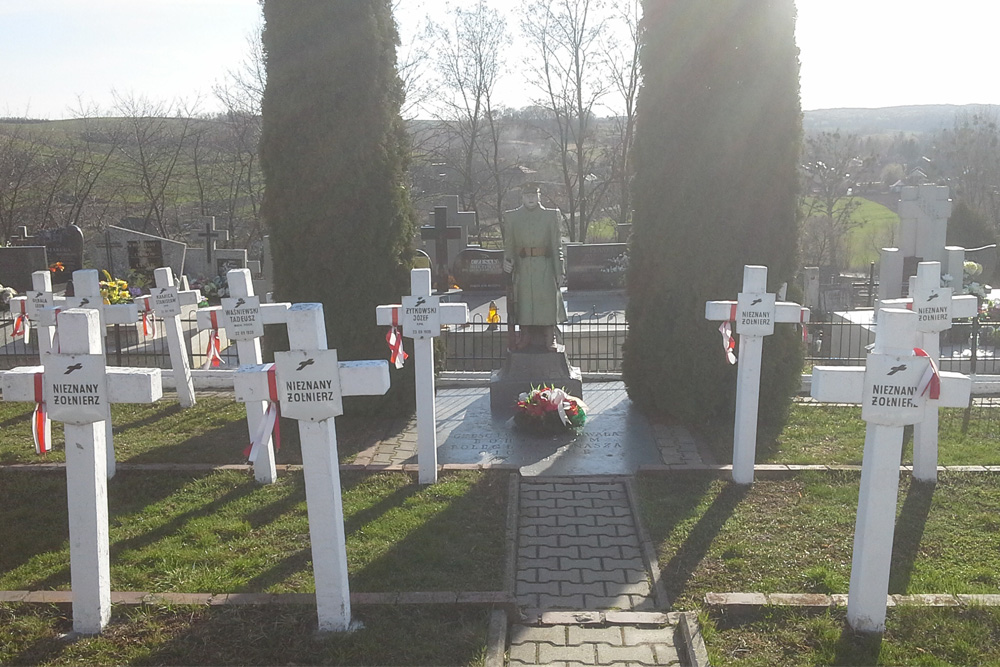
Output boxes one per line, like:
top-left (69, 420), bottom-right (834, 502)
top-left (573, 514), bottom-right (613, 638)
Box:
top-left (623, 0), bottom-right (803, 432)
top-left (260, 1), bottom-right (416, 368)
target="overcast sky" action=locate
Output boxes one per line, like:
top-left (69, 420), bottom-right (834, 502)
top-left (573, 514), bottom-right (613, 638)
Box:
top-left (2, 0), bottom-right (998, 120)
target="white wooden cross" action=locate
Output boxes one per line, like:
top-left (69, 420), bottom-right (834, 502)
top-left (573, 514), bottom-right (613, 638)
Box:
top-left (135, 267), bottom-right (203, 408)
top-left (196, 268), bottom-right (290, 484)
top-left (34, 269), bottom-right (140, 479)
top-left (1, 308), bottom-right (161, 635)
top-left (811, 307), bottom-right (970, 633)
top-left (376, 268), bottom-right (468, 484)
top-left (705, 265), bottom-right (810, 484)
top-left (234, 302), bottom-right (390, 633)
top-left (880, 261), bottom-right (978, 482)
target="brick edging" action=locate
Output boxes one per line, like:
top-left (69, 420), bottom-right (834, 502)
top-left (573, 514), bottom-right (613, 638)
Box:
top-left (704, 592), bottom-right (1000, 609)
top-left (624, 477), bottom-right (670, 610)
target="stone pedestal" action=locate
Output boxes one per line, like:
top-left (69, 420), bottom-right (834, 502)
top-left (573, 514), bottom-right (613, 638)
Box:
top-left (490, 347), bottom-right (583, 414)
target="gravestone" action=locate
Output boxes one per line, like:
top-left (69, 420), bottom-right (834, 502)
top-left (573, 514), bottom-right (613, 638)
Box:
top-left (234, 302), bottom-right (390, 632)
top-left (427, 195), bottom-right (477, 241)
top-left (376, 268), bottom-right (468, 483)
top-left (421, 206), bottom-right (467, 293)
top-left (0, 246), bottom-right (49, 292)
top-left (879, 261), bottom-right (978, 482)
top-left (706, 265), bottom-right (810, 484)
top-left (91, 226), bottom-right (187, 284)
top-left (184, 217), bottom-right (247, 280)
top-left (878, 185), bottom-right (952, 301)
top-left (452, 248), bottom-right (505, 291)
top-left (811, 307), bottom-right (970, 633)
top-left (1, 308), bottom-right (161, 635)
top-left (565, 243), bottom-right (628, 290)
top-left (11, 225), bottom-right (84, 283)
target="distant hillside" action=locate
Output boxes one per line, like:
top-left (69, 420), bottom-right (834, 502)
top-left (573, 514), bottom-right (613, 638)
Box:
top-left (803, 104), bottom-right (996, 135)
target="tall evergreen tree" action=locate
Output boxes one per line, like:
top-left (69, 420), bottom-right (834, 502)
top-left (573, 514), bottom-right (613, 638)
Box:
top-left (259, 1), bottom-right (416, 374)
top-left (623, 0), bottom-right (803, 433)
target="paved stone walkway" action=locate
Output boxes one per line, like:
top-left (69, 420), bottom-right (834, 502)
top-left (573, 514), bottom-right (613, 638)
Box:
top-left (508, 478), bottom-right (688, 665)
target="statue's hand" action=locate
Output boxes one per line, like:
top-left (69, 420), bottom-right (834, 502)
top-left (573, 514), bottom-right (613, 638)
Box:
top-left (503, 258), bottom-right (514, 274)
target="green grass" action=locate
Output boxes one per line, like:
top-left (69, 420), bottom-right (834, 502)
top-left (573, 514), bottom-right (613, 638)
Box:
top-left (0, 469), bottom-right (508, 594)
top-left (636, 471), bottom-right (1000, 610)
top-left (0, 398), bottom-right (410, 465)
top-left (702, 606), bottom-right (1000, 667)
top-left (702, 403), bottom-right (1000, 466)
top-left (0, 603), bottom-right (490, 666)
top-left (801, 196), bottom-right (899, 270)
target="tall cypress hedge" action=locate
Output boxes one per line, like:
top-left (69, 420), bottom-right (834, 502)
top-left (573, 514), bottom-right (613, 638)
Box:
top-left (623, 0), bottom-right (803, 434)
top-left (259, 1), bottom-right (416, 392)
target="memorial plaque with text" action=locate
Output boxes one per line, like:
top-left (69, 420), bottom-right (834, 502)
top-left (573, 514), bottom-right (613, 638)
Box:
top-left (736, 292), bottom-right (776, 336)
top-left (402, 294), bottom-right (441, 339)
top-left (43, 354), bottom-right (108, 425)
top-left (152, 286), bottom-right (182, 318)
top-left (221, 295), bottom-right (263, 340)
top-left (861, 354), bottom-right (929, 426)
top-left (274, 349), bottom-right (343, 421)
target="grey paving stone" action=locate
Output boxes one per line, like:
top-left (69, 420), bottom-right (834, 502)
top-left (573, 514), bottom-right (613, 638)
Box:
top-left (559, 535), bottom-right (601, 548)
top-left (511, 624), bottom-right (567, 645)
top-left (579, 545), bottom-right (623, 560)
top-left (538, 569), bottom-right (583, 584)
top-left (599, 535), bottom-right (638, 547)
top-left (540, 545), bottom-right (580, 559)
top-left (517, 570), bottom-right (539, 583)
top-left (508, 641), bottom-right (539, 663)
top-left (556, 497), bottom-right (594, 508)
top-left (596, 644), bottom-right (655, 663)
top-left (538, 593), bottom-right (585, 609)
top-left (561, 582), bottom-right (605, 597)
top-left (584, 594), bottom-right (635, 610)
top-left (517, 581), bottom-right (562, 596)
top-left (522, 514), bottom-right (560, 527)
top-left (582, 568), bottom-right (626, 584)
top-left (563, 557), bottom-right (603, 570)
top-left (622, 627), bottom-right (673, 644)
top-left (539, 643), bottom-right (597, 664)
top-left (539, 523), bottom-right (579, 537)
top-left (566, 625), bottom-right (624, 646)
top-left (522, 534), bottom-right (561, 548)
top-left (520, 556), bottom-right (561, 569)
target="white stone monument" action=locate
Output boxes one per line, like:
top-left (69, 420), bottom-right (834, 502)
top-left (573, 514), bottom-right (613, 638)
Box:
top-left (234, 302), bottom-right (390, 633)
top-left (811, 307), bottom-right (970, 633)
top-left (197, 269), bottom-right (291, 484)
top-left (705, 265), bottom-right (810, 484)
top-left (376, 268), bottom-right (469, 484)
top-left (135, 267), bottom-right (203, 408)
top-left (879, 261), bottom-right (978, 482)
top-left (1, 308), bottom-right (161, 635)
top-left (877, 185), bottom-right (953, 302)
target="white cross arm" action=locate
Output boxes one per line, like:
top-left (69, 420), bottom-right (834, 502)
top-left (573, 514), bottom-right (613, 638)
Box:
top-left (811, 366), bottom-right (971, 408)
top-left (2, 365), bottom-right (163, 404)
top-left (196, 303), bottom-right (291, 330)
top-left (705, 300), bottom-right (809, 323)
top-left (376, 303), bottom-right (468, 327)
top-left (880, 295), bottom-right (979, 320)
top-left (54, 299), bottom-right (139, 326)
top-left (235, 360), bottom-right (390, 402)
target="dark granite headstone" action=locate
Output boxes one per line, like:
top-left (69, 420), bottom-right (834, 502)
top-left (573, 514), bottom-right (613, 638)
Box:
top-left (453, 248), bottom-right (504, 291)
top-left (11, 225), bottom-right (84, 284)
top-left (565, 243), bottom-right (628, 290)
top-left (0, 246), bottom-right (48, 292)
top-left (128, 239), bottom-right (164, 278)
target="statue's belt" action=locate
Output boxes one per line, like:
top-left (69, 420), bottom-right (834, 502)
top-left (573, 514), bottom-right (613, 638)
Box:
top-left (519, 247), bottom-right (551, 258)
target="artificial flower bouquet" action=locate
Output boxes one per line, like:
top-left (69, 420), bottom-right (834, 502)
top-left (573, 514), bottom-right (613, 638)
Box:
top-left (515, 385), bottom-right (588, 434)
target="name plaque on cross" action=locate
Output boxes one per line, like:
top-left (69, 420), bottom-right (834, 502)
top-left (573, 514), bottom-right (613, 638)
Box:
top-left (273, 349), bottom-right (344, 421)
top-left (44, 354), bottom-right (109, 425)
top-left (152, 285), bottom-right (182, 318)
top-left (221, 295), bottom-right (263, 340)
top-left (402, 294), bottom-right (441, 339)
top-left (736, 291), bottom-right (776, 336)
top-left (28, 290), bottom-right (54, 319)
top-left (862, 354), bottom-right (930, 425)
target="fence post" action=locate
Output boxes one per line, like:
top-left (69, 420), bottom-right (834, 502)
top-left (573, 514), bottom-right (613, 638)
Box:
top-left (962, 316), bottom-right (979, 434)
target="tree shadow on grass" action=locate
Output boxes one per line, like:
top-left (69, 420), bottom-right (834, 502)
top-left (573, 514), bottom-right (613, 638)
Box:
top-left (657, 480), bottom-right (749, 606)
top-left (888, 479), bottom-right (935, 595)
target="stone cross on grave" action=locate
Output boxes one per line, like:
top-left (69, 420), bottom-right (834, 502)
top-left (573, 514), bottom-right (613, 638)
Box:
top-left (196, 269), bottom-right (291, 484)
top-left (877, 185), bottom-right (954, 300)
top-left (811, 308), bottom-right (970, 633)
top-left (196, 216), bottom-right (229, 265)
top-left (705, 265), bottom-right (810, 484)
top-left (234, 302), bottom-right (390, 633)
top-left (880, 261), bottom-right (978, 482)
top-left (376, 268), bottom-right (468, 484)
top-left (1, 308), bottom-right (161, 635)
top-left (135, 267), bottom-right (203, 408)
top-left (421, 206), bottom-right (466, 293)
top-left (34, 269), bottom-right (140, 479)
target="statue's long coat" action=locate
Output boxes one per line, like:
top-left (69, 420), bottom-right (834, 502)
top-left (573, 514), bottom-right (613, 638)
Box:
top-left (503, 204), bottom-right (567, 325)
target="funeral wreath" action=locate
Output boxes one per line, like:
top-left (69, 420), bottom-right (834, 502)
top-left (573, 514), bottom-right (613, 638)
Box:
top-left (515, 385), bottom-right (588, 433)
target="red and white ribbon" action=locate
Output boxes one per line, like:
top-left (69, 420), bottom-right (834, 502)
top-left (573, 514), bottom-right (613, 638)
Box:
top-left (244, 363), bottom-right (281, 462)
top-left (141, 298), bottom-right (156, 338)
top-left (386, 307), bottom-right (408, 369)
top-left (32, 372), bottom-right (51, 455)
top-left (203, 310), bottom-right (223, 369)
top-left (718, 321), bottom-right (737, 364)
top-left (12, 299), bottom-right (30, 346)
top-left (914, 347), bottom-right (941, 400)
